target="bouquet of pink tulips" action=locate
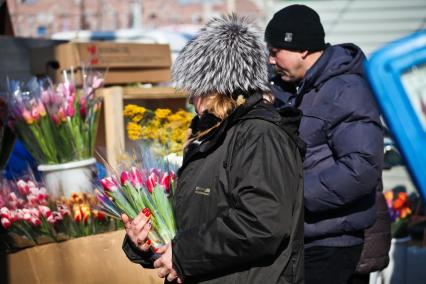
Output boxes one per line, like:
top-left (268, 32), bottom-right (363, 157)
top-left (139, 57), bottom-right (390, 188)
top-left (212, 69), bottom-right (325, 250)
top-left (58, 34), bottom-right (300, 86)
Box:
top-left (96, 166), bottom-right (176, 249)
top-left (6, 67), bottom-right (104, 164)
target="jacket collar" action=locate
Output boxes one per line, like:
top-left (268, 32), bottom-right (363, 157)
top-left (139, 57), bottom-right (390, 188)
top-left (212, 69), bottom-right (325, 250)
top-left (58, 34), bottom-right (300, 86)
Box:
top-left (179, 93), bottom-right (265, 174)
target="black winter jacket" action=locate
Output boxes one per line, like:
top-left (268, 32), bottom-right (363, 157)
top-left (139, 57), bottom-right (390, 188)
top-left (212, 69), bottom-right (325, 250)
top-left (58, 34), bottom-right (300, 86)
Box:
top-left (123, 94), bottom-right (305, 284)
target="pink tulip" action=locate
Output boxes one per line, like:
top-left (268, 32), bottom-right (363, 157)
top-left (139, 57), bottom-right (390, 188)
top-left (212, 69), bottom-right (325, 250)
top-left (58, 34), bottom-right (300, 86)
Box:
top-left (30, 208), bottom-right (41, 218)
top-left (92, 76), bottom-right (104, 89)
top-left (100, 177), bottom-right (119, 192)
top-left (120, 170), bottom-right (130, 185)
top-left (17, 180), bottom-right (29, 195)
top-left (130, 167), bottom-right (144, 187)
top-left (66, 104), bottom-right (75, 117)
top-left (9, 210), bottom-right (19, 222)
top-left (38, 205), bottom-right (52, 218)
top-left (23, 209), bottom-right (32, 222)
top-left (1, 217), bottom-right (11, 229)
top-left (8, 192), bottom-right (18, 201)
top-left (57, 204), bottom-right (71, 216)
top-left (21, 108), bottom-right (34, 124)
top-left (30, 217), bottom-right (41, 227)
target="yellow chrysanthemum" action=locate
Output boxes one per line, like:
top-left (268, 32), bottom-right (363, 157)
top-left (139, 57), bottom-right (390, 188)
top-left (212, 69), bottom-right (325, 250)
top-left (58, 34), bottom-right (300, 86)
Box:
top-left (155, 108), bottom-right (172, 120)
top-left (127, 121), bottom-right (143, 140)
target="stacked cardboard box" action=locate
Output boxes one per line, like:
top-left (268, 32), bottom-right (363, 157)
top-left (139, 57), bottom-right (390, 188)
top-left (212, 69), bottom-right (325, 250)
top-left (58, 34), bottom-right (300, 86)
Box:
top-left (31, 41), bottom-right (172, 85)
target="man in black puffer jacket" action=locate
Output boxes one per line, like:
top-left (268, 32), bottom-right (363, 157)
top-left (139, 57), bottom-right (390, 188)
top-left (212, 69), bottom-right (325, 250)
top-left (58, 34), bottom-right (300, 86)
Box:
top-left (265, 5), bottom-right (384, 284)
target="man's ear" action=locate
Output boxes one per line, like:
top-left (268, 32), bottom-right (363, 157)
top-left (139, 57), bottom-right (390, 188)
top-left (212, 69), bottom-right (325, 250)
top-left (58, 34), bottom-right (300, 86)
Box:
top-left (301, 50), bottom-right (309, 59)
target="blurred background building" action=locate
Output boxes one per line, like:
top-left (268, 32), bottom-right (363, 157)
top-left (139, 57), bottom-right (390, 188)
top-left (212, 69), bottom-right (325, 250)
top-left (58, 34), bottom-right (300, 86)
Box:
top-left (6, 0), bottom-right (426, 56)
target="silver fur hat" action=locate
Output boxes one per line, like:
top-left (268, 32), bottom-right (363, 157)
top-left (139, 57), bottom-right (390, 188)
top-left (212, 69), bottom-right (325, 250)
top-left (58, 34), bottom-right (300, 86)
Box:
top-left (172, 14), bottom-right (270, 98)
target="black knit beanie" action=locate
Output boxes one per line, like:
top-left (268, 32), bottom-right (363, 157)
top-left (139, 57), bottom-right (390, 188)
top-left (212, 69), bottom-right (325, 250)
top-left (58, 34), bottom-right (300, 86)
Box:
top-left (265, 4), bottom-right (325, 51)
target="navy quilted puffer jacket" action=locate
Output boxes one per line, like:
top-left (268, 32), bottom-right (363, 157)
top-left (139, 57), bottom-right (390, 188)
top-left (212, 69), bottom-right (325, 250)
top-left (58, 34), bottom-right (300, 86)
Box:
top-left (271, 43), bottom-right (384, 247)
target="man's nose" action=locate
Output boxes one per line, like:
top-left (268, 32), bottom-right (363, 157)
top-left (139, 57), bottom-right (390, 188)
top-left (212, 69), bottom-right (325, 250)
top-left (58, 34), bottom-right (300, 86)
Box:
top-left (268, 56), bottom-right (276, 65)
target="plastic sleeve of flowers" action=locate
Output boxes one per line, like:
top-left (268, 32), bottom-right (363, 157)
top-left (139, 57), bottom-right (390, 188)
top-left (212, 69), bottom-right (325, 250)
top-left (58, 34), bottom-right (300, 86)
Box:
top-left (89, 101), bottom-right (102, 157)
top-left (138, 188), bottom-right (171, 244)
top-left (39, 115), bottom-right (59, 162)
top-left (41, 217), bottom-right (57, 239)
top-left (67, 116), bottom-right (85, 161)
top-left (30, 122), bottom-right (59, 163)
top-left (14, 122), bottom-right (45, 163)
top-left (109, 190), bottom-right (138, 219)
top-left (56, 123), bottom-right (78, 162)
top-left (12, 222), bottom-right (37, 244)
top-left (151, 185), bottom-right (176, 240)
top-left (121, 182), bottom-right (145, 214)
top-left (95, 190), bottom-right (124, 218)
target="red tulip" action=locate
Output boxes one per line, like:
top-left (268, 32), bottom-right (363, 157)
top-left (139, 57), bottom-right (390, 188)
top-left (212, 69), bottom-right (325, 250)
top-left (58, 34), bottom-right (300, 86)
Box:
top-left (169, 171), bottom-right (176, 182)
top-left (120, 171), bottom-right (131, 185)
top-left (147, 171), bottom-right (159, 193)
top-left (160, 172), bottom-right (170, 192)
top-left (1, 217), bottom-right (11, 230)
top-left (0, 207), bottom-right (10, 219)
top-left (80, 96), bottom-right (87, 119)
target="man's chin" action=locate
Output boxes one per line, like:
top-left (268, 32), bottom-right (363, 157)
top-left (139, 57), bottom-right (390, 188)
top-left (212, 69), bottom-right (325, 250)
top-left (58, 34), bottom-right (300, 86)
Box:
top-left (280, 74), bottom-right (294, 83)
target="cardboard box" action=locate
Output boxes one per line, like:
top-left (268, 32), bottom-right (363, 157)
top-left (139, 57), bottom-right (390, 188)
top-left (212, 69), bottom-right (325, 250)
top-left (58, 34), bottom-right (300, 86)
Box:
top-left (31, 41), bottom-right (172, 85)
top-left (55, 42), bottom-right (171, 69)
top-left (2, 230), bottom-right (163, 284)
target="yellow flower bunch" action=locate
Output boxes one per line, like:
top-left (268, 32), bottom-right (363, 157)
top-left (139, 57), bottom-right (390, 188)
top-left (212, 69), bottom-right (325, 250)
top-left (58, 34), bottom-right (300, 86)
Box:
top-left (124, 104), bottom-right (193, 156)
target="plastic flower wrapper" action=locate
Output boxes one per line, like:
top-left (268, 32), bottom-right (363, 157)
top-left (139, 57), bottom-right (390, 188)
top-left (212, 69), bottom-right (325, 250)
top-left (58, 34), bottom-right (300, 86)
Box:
top-left (6, 66), bottom-right (105, 164)
top-left (7, 78), bottom-right (59, 164)
top-left (96, 152), bottom-right (177, 249)
top-left (80, 65), bottom-right (104, 157)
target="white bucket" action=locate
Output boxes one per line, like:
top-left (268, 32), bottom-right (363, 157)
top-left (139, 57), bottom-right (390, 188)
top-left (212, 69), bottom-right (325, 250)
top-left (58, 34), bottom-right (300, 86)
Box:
top-left (37, 158), bottom-right (97, 198)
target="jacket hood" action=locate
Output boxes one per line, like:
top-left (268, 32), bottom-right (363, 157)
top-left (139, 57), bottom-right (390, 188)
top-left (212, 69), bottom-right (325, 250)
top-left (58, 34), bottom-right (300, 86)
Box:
top-left (300, 43), bottom-right (367, 93)
top-left (172, 15), bottom-right (270, 98)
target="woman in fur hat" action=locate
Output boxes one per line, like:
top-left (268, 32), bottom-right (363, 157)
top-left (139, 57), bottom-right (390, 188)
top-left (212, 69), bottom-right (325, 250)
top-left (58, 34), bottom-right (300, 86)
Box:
top-left (121, 15), bottom-right (305, 284)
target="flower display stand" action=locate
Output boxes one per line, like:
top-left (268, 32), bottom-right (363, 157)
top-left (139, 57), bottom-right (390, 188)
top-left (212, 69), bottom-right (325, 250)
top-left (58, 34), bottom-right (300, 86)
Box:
top-left (1, 230), bottom-right (162, 284)
top-left (98, 86), bottom-right (187, 169)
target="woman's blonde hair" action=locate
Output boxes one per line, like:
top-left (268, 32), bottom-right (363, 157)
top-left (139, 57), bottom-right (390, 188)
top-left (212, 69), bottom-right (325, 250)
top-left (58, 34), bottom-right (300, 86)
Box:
top-left (193, 92), bottom-right (274, 140)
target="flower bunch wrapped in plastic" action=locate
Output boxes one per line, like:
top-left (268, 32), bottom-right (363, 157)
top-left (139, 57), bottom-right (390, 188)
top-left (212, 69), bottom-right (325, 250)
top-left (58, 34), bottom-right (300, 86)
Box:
top-left (96, 166), bottom-right (176, 249)
top-left (0, 179), bottom-right (116, 250)
top-left (384, 190), bottom-right (413, 238)
top-left (6, 67), bottom-right (104, 164)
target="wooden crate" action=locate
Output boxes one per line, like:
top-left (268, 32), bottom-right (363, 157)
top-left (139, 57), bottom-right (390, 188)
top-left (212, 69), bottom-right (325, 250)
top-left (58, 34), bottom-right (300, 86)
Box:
top-left (96, 86), bottom-right (188, 169)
